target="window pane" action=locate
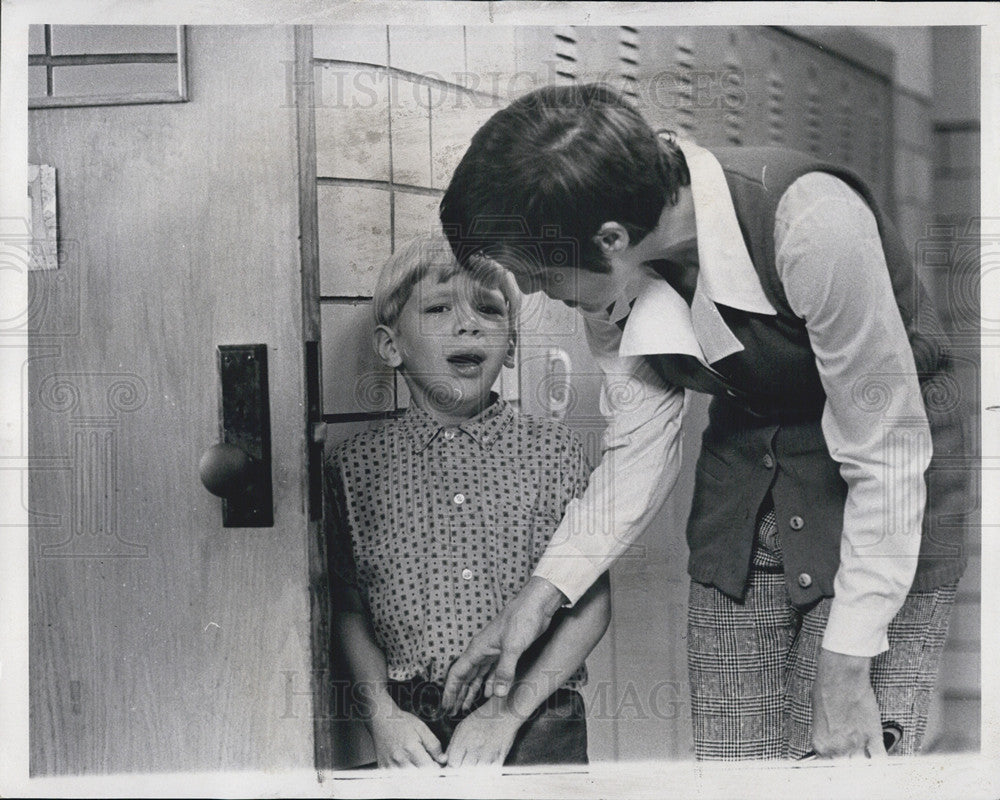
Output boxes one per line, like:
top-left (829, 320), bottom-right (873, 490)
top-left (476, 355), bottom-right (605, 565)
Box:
top-left (315, 66), bottom-right (390, 181)
top-left (320, 303), bottom-right (395, 415)
top-left (318, 184), bottom-right (391, 296)
top-left (50, 25), bottom-right (176, 56)
top-left (28, 25), bottom-right (46, 55)
top-left (313, 25), bottom-right (388, 65)
top-left (51, 63), bottom-right (178, 97)
top-left (29, 66), bottom-right (48, 97)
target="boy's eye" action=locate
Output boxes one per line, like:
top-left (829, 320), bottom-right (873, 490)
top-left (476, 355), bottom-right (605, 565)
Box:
top-left (424, 304), bottom-right (449, 313)
top-left (477, 303), bottom-right (506, 317)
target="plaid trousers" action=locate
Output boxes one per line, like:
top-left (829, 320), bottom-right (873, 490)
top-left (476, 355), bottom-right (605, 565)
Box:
top-left (687, 506), bottom-right (958, 760)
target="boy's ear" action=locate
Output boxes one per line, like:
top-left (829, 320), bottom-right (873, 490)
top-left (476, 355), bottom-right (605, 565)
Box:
top-left (593, 221), bottom-right (630, 254)
top-left (373, 324), bottom-right (403, 368)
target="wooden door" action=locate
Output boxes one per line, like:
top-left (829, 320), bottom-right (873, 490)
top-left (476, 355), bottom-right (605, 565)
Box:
top-left (28, 26), bottom-right (316, 774)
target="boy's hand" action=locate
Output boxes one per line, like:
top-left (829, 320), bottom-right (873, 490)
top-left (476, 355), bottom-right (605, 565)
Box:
top-left (446, 697), bottom-right (522, 767)
top-left (369, 711), bottom-right (447, 768)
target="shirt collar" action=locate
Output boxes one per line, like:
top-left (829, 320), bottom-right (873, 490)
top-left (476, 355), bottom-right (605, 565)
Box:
top-left (616, 139), bottom-right (777, 363)
top-left (403, 393), bottom-right (513, 453)
top-left (683, 139), bottom-right (777, 315)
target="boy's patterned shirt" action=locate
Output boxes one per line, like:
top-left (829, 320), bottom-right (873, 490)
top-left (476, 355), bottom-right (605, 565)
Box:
top-left (325, 398), bottom-right (592, 687)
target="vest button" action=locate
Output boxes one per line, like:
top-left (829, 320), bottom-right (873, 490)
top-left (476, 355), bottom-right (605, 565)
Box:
top-left (762, 453), bottom-right (774, 469)
top-left (789, 515), bottom-right (804, 530)
top-left (461, 568), bottom-right (473, 581)
top-left (443, 429), bottom-right (457, 441)
top-left (453, 493), bottom-right (466, 505)
top-left (797, 572), bottom-right (813, 589)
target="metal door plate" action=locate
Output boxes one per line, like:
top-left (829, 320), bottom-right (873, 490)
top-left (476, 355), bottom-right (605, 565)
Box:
top-left (218, 344), bottom-right (273, 527)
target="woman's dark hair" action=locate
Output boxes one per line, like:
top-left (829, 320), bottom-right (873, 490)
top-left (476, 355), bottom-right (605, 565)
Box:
top-left (440, 83), bottom-right (689, 275)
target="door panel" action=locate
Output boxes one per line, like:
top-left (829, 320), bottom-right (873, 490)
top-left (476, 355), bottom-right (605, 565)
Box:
top-left (28, 27), bottom-right (313, 774)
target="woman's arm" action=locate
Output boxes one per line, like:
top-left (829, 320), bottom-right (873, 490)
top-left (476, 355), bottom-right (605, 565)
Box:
top-left (442, 351), bottom-right (684, 707)
top-left (775, 171), bottom-right (931, 757)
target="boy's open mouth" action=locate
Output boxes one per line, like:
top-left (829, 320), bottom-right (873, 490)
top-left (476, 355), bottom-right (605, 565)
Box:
top-left (446, 351), bottom-right (486, 367)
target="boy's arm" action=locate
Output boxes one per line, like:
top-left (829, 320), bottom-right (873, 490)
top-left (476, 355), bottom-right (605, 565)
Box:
top-left (445, 571), bottom-right (611, 766)
top-left (325, 456), bottom-right (445, 768)
top-left (333, 605), bottom-right (446, 768)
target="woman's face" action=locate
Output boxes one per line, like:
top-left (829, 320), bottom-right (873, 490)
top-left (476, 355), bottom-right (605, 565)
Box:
top-left (512, 266), bottom-right (618, 315)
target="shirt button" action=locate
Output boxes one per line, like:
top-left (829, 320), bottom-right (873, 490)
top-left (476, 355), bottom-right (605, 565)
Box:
top-left (789, 515), bottom-right (804, 531)
top-left (453, 493), bottom-right (466, 505)
top-left (762, 453), bottom-right (774, 469)
top-left (461, 568), bottom-right (473, 581)
top-left (443, 429), bottom-right (456, 441)
top-left (797, 572), bottom-right (813, 588)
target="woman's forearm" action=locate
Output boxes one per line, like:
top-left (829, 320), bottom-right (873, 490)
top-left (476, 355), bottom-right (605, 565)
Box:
top-left (502, 571), bottom-right (612, 722)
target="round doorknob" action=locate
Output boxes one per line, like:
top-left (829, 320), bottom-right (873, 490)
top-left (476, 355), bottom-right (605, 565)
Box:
top-left (199, 442), bottom-right (254, 498)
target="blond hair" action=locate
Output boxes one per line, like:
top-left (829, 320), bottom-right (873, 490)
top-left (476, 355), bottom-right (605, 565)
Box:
top-left (372, 232), bottom-right (521, 333)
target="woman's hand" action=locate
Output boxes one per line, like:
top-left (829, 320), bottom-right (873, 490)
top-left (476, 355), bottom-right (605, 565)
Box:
top-left (442, 576), bottom-right (566, 713)
top-left (810, 649), bottom-right (887, 759)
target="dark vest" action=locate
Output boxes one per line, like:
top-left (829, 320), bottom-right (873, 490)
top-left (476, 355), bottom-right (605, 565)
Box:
top-left (653, 146), bottom-right (968, 606)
